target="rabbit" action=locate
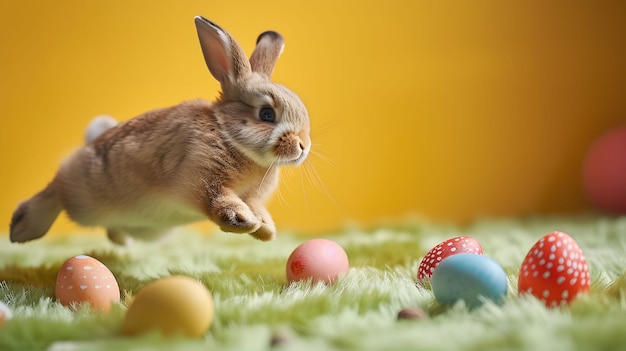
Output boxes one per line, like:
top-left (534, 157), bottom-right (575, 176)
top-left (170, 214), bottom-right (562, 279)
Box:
top-left (9, 16), bottom-right (311, 245)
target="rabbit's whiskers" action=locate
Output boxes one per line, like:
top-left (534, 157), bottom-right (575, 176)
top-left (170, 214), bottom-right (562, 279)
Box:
top-left (306, 150), bottom-right (343, 211)
top-left (258, 159), bottom-right (278, 197)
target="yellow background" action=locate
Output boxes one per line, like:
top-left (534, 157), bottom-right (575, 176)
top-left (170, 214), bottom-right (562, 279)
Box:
top-left (1, 1), bottom-right (625, 235)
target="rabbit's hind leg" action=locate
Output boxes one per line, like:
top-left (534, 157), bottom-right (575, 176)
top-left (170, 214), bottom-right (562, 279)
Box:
top-left (106, 226), bottom-right (175, 245)
top-left (10, 183), bottom-right (62, 243)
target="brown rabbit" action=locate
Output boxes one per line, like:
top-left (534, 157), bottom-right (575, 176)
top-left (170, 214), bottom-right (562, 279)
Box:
top-left (10, 16), bottom-right (311, 245)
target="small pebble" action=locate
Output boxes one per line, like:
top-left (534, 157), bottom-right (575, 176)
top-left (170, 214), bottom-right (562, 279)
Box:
top-left (270, 330), bottom-right (292, 347)
top-left (397, 307), bottom-right (427, 320)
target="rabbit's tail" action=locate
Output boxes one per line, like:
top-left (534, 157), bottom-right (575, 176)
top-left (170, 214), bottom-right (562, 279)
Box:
top-left (84, 115), bottom-right (118, 144)
top-left (10, 181), bottom-right (63, 243)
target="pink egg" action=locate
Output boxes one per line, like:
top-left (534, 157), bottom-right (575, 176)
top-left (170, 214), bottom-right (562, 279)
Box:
top-left (286, 239), bottom-right (349, 284)
top-left (55, 255), bottom-right (120, 312)
top-left (583, 126), bottom-right (626, 215)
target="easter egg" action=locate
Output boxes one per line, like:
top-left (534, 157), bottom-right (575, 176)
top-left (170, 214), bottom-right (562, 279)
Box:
top-left (122, 275), bottom-right (214, 338)
top-left (431, 254), bottom-right (508, 309)
top-left (0, 301), bottom-right (12, 326)
top-left (518, 231), bottom-right (590, 308)
top-left (55, 255), bottom-right (120, 312)
top-left (286, 239), bottom-right (349, 284)
top-left (418, 236), bottom-right (483, 281)
top-left (583, 126), bottom-right (626, 215)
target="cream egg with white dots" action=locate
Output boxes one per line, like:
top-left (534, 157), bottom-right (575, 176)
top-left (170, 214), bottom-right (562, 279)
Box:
top-left (55, 255), bottom-right (120, 312)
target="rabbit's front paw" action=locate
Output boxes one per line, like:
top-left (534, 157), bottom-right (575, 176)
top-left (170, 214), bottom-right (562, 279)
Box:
top-left (217, 206), bottom-right (261, 234)
top-left (246, 203), bottom-right (276, 241)
top-left (250, 222), bottom-right (276, 241)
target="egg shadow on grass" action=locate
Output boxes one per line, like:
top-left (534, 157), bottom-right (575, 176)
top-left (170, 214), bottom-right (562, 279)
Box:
top-left (279, 277), bottom-right (332, 294)
top-left (426, 295), bottom-right (508, 317)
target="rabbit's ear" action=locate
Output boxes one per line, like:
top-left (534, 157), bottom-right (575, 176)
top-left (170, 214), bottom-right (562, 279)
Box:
top-left (250, 31), bottom-right (284, 78)
top-left (195, 16), bottom-right (251, 89)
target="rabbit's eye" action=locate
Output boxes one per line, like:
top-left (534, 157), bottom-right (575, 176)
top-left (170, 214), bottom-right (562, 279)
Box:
top-left (259, 106), bottom-right (276, 123)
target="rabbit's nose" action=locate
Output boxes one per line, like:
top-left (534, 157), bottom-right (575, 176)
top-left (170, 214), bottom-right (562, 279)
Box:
top-left (298, 130), bottom-right (311, 151)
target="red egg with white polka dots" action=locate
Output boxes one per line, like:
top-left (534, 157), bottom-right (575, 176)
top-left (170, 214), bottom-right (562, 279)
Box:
top-left (55, 255), bottom-right (120, 312)
top-left (518, 231), bottom-right (590, 308)
top-left (417, 236), bottom-right (483, 282)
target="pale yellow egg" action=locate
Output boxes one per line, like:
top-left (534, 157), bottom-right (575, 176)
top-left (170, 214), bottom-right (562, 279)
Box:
top-left (122, 275), bottom-right (214, 338)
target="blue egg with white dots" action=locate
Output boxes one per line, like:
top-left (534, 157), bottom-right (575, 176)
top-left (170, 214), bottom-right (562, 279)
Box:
top-left (431, 253), bottom-right (508, 309)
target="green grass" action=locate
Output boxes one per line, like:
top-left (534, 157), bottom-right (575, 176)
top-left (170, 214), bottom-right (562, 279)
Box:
top-left (1, 216), bottom-right (626, 350)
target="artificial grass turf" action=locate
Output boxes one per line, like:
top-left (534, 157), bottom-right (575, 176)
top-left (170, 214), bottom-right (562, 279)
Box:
top-left (1, 216), bottom-right (626, 350)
